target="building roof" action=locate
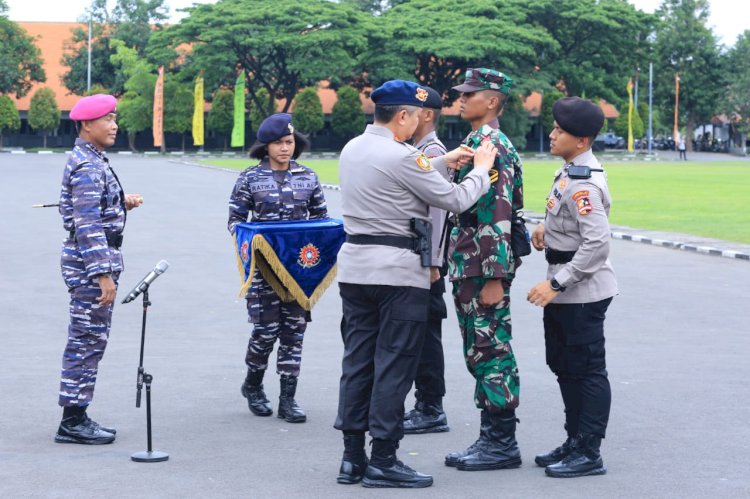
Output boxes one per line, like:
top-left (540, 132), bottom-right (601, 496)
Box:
top-left (9, 22), bottom-right (620, 121)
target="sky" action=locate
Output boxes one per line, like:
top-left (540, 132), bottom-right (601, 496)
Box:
top-left (5, 0), bottom-right (747, 46)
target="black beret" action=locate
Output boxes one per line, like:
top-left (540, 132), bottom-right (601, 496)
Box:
top-left (371, 80), bottom-right (427, 107)
top-left (256, 113), bottom-right (295, 144)
top-left (420, 86), bottom-right (443, 110)
top-left (552, 97), bottom-right (605, 138)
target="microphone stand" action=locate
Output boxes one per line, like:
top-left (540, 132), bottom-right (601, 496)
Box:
top-left (130, 287), bottom-right (169, 463)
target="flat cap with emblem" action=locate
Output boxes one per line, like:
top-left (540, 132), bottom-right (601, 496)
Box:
top-left (370, 79), bottom-right (428, 107)
top-left (249, 113), bottom-right (310, 160)
top-left (452, 68), bottom-right (514, 95)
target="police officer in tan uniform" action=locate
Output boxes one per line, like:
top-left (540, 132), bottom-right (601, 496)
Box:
top-left (527, 97), bottom-right (618, 478)
top-left (334, 79), bottom-right (497, 488)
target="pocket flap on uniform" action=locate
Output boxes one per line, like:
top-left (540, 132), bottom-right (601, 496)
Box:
top-left (391, 302), bottom-right (428, 322)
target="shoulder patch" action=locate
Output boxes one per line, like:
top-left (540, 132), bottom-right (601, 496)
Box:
top-left (415, 153), bottom-right (432, 171)
top-left (488, 169), bottom-right (499, 184)
top-left (547, 198), bottom-right (556, 210)
top-left (572, 190), bottom-right (590, 201)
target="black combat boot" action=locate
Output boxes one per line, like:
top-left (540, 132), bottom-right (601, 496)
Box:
top-left (545, 433), bottom-right (606, 478)
top-left (337, 431), bottom-right (368, 484)
top-left (403, 399), bottom-right (424, 421)
top-left (84, 412), bottom-right (117, 435)
top-left (455, 410), bottom-right (522, 471)
top-left (241, 369), bottom-right (272, 417)
top-left (535, 435), bottom-right (578, 467)
top-left (278, 375), bottom-right (306, 423)
top-left (403, 398), bottom-right (449, 434)
top-left (445, 410), bottom-right (491, 467)
top-left (55, 406), bottom-right (115, 445)
top-left (362, 439), bottom-right (433, 488)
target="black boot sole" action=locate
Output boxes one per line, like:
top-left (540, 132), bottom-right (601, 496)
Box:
top-left (278, 413), bottom-right (306, 423)
top-left (336, 474), bottom-right (364, 485)
top-left (404, 424), bottom-right (450, 435)
top-left (455, 457), bottom-right (522, 471)
top-left (535, 456), bottom-right (564, 467)
top-left (361, 477), bottom-right (433, 488)
top-left (545, 466), bottom-right (607, 478)
top-left (54, 434), bottom-right (115, 445)
top-left (249, 408), bottom-right (273, 417)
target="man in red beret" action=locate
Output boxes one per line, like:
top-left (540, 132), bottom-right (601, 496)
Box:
top-left (55, 94), bottom-right (143, 445)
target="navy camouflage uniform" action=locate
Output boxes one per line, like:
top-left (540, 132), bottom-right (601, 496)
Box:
top-left (228, 159), bottom-right (327, 377)
top-left (58, 138), bottom-right (126, 407)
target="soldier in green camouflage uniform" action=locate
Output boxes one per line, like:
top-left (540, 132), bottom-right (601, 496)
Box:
top-left (444, 68), bottom-right (525, 471)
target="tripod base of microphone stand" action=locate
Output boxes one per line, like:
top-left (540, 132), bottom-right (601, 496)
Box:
top-left (131, 450), bottom-right (169, 463)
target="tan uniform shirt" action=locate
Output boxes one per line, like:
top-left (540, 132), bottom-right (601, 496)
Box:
top-left (338, 124), bottom-right (490, 289)
top-left (544, 149), bottom-right (619, 304)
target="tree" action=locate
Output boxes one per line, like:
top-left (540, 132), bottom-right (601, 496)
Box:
top-left (0, 94), bottom-right (21, 149)
top-left (653, 0), bottom-right (725, 150)
top-left (613, 103), bottom-right (645, 139)
top-left (147, 0), bottom-right (370, 115)
top-left (110, 40), bottom-right (156, 151)
top-left (331, 86), bottom-right (364, 139)
top-left (526, 0), bottom-right (655, 106)
top-left (249, 88), bottom-right (275, 133)
top-left (84, 83), bottom-right (110, 96)
top-left (540, 89), bottom-right (565, 134)
top-left (499, 94), bottom-right (531, 150)
top-left (62, 0), bottom-right (168, 96)
top-left (292, 87), bottom-right (324, 135)
top-left (724, 31), bottom-right (750, 138)
top-left (362, 0), bottom-right (556, 106)
top-left (0, 9), bottom-right (46, 97)
top-left (28, 87), bottom-right (60, 148)
top-left (207, 89), bottom-right (233, 150)
top-left (164, 81), bottom-right (193, 150)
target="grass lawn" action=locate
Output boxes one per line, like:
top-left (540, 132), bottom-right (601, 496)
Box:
top-left (202, 158), bottom-right (750, 244)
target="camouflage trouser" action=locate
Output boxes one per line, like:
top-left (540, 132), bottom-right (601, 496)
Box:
top-left (59, 283), bottom-right (115, 407)
top-left (246, 275), bottom-right (308, 377)
top-left (453, 277), bottom-right (519, 414)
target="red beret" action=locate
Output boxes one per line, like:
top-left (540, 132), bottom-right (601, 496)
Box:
top-left (69, 94), bottom-right (117, 121)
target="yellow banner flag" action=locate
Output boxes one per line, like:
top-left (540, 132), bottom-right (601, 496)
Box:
top-left (626, 78), bottom-right (634, 153)
top-left (192, 74), bottom-right (204, 147)
top-left (153, 65), bottom-right (164, 148)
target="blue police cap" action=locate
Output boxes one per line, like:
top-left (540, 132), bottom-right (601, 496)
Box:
top-left (371, 80), bottom-right (428, 107)
top-left (256, 113), bottom-right (295, 144)
top-left (420, 86), bottom-right (443, 110)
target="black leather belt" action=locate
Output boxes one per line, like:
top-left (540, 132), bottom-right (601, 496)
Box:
top-left (69, 230), bottom-right (123, 249)
top-left (545, 248), bottom-right (577, 264)
top-left (456, 212), bottom-right (478, 228)
top-left (346, 234), bottom-right (417, 251)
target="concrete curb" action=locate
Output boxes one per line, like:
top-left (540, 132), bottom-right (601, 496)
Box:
top-left (523, 215), bottom-right (749, 262)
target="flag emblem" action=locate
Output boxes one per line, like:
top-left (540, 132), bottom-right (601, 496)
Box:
top-left (298, 243), bottom-right (321, 268)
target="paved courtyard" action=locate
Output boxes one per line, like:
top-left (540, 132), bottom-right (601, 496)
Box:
top-left (1, 153), bottom-right (748, 498)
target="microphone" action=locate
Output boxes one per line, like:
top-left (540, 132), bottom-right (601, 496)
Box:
top-left (122, 260), bottom-right (170, 304)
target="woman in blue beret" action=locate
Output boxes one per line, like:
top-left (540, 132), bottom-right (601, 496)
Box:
top-left (227, 113), bottom-right (328, 423)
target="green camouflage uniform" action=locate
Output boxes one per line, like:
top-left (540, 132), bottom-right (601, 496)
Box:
top-left (449, 69), bottom-right (524, 415)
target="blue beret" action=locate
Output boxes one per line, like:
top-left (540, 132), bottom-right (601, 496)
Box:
top-left (256, 113), bottom-right (295, 144)
top-left (552, 97), bottom-right (605, 138)
top-left (421, 86), bottom-right (443, 110)
top-left (69, 94), bottom-right (117, 121)
top-left (371, 80), bottom-right (427, 107)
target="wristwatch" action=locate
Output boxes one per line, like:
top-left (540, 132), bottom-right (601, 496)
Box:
top-left (550, 278), bottom-right (566, 293)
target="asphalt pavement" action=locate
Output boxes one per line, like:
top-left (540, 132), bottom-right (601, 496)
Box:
top-left (1, 153), bottom-right (748, 498)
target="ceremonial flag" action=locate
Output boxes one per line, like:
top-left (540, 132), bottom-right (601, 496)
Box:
top-left (153, 65), bottom-right (164, 148)
top-left (192, 74), bottom-right (204, 147)
top-left (673, 74), bottom-right (681, 143)
top-left (627, 78), bottom-right (634, 153)
top-left (234, 219), bottom-right (346, 310)
top-left (231, 71), bottom-right (245, 148)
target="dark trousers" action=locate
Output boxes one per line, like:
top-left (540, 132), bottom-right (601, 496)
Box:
top-left (543, 298), bottom-right (613, 438)
top-left (335, 283), bottom-right (429, 441)
top-left (413, 277), bottom-right (447, 402)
